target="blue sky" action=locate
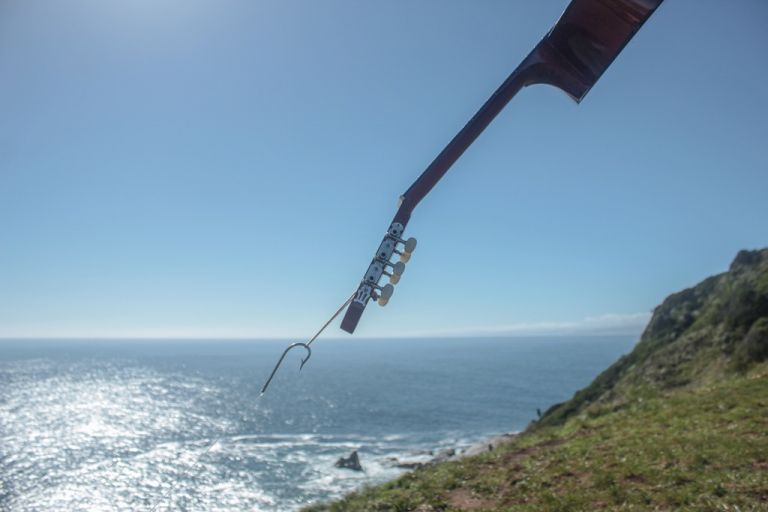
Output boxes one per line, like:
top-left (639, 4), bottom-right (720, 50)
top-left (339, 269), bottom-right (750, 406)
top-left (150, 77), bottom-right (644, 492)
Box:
top-left (1, 0), bottom-right (767, 339)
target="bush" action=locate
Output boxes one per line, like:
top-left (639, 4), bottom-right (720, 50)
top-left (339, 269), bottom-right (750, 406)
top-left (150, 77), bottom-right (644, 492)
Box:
top-left (732, 317), bottom-right (768, 372)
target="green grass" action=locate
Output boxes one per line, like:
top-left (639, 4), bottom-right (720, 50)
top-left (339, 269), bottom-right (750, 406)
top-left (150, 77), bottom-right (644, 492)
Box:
top-left (305, 250), bottom-right (768, 510)
top-left (304, 365), bottom-right (768, 511)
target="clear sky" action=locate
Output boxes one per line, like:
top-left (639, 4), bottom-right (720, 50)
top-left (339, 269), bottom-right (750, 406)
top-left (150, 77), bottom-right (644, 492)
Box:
top-left (1, 0), bottom-right (767, 339)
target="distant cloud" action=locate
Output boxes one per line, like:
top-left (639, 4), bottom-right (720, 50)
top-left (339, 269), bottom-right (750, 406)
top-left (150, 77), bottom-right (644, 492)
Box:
top-left (407, 312), bottom-right (651, 338)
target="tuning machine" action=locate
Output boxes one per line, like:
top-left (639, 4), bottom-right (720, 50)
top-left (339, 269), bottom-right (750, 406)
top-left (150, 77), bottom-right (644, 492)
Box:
top-left (376, 238), bottom-right (415, 305)
top-left (370, 283), bottom-right (394, 306)
top-left (389, 235), bottom-right (417, 262)
top-left (356, 223), bottom-right (419, 308)
top-left (377, 259), bottom-right (405, 284)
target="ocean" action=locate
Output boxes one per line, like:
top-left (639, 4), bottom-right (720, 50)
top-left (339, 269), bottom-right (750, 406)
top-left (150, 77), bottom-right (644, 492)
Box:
top-left (0, 336), bottom-right (636, 511)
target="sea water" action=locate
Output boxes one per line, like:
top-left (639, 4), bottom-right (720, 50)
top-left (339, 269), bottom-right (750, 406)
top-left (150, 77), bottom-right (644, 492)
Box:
top-left (0, 336), bottom-right (635, 511)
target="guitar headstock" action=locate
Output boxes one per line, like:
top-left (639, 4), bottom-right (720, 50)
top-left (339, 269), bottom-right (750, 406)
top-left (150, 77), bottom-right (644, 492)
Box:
top-left (339, 0), bottom-right (664, 333)
top-left (340, 222), bottom-right (416, 333)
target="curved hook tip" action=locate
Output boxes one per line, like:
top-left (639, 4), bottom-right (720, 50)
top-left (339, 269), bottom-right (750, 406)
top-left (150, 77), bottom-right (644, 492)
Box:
top-left (260, 342), bottom-right (312, 395)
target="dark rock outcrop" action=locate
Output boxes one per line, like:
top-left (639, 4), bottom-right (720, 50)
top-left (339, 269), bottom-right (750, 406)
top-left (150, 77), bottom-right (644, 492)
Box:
top-left (334, 450), bottom-right (363, 471)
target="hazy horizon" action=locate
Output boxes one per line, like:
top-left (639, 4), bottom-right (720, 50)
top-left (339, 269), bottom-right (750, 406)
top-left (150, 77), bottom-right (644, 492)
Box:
top-left (0, 311), bottom-right (650, 339)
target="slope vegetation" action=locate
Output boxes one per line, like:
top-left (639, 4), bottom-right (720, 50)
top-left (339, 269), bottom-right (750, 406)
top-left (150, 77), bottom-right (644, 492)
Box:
top-left (306, 249), bottom-right (768, 511)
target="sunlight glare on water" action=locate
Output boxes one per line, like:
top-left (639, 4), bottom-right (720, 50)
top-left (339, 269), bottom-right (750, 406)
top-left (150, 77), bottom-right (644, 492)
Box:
top-left (0, 359), bottom-right (240, 510)
top-left (0, 337), bottom-right (636, 511)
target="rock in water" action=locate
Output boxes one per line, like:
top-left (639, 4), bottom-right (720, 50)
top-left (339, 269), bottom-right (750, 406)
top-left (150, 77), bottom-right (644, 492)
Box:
top-left (335, 450), bottom-right (363, 471)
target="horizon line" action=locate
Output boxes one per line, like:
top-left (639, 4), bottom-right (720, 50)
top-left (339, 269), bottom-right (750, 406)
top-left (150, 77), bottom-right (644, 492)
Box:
top-left (0, 332), bottom-right (642, 341)
top-left (0, 312), bottom-right (650, 341)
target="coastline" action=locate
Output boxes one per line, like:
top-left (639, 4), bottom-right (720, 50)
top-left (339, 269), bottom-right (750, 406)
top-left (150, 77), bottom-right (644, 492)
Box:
top-left (386, 431), bottom-right (520, 471)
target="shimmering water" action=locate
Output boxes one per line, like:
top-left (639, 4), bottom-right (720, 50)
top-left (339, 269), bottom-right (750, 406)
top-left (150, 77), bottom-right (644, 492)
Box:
top-left (0, 337), bottom-right (635, 511)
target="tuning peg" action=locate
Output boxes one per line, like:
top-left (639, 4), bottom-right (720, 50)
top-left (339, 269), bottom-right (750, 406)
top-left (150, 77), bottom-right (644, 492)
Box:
top-left (392, 237), bottom-right (416, 263)
top-left (384, 271), bottom-right (401, 284)
top-left (383, 260), bottom-right (405, 283)
top-left (388, 235), bottom-right (417, 254)
top-left (402, 237), bottom-right (417, 253)
top-left (376, 284), bottom-right (394, 306)
top-left (395, 249), bottom-right (411, 263)
top-left (377, 259), bottom-right (406, 275)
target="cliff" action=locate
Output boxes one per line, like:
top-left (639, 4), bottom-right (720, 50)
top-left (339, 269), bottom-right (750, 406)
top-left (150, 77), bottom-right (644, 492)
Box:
top-left (537, 248), bottom-right (768, 428)
top-left (305, 249), bottom-right (768, 511)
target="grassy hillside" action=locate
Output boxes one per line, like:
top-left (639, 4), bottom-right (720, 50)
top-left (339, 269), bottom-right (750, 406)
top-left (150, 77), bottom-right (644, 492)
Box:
top-left (305, 249), bottom-right (768, 511)
top-left (537, 248), bottom-right (768, 428)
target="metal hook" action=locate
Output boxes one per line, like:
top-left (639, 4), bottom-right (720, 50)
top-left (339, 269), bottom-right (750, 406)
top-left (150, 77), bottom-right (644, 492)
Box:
top-left (258, 292), bottom-right (355, 396)
top-left (260, 342), bottom-right (312, 395)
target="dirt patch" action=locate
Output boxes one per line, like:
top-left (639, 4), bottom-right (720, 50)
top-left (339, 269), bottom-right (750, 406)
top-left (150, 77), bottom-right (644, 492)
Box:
top-left (447, 489), bottom-right (493, 510)
top-left (502, 439), bottom-right (563, 465)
